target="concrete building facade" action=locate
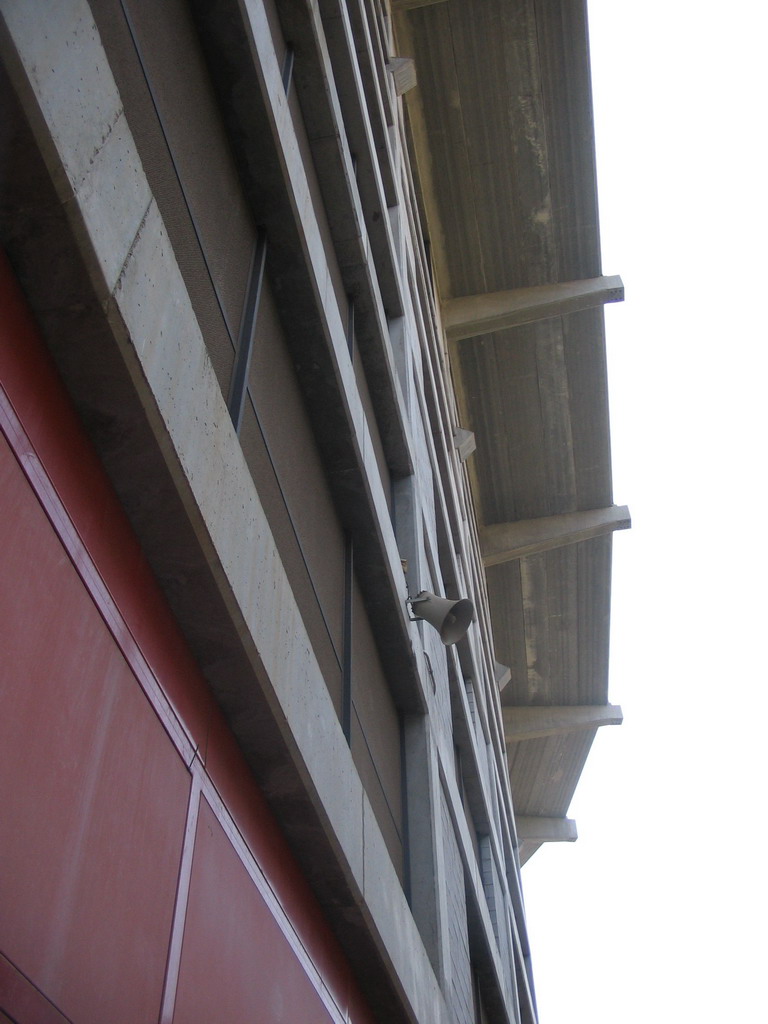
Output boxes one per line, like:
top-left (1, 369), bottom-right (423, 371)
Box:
top-left (0, 1), bottom-right (624, 1022)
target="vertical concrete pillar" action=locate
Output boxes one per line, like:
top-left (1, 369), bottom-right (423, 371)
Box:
top-left (403, 715), bottom-right (448, 984)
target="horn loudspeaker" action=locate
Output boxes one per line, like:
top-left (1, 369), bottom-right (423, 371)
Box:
top-left (409, 591), bottom-right (474, 646)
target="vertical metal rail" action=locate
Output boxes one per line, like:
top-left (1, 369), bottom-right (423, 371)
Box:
top-left (228, 231), bottom-right (267, 433)
top-left (399, 712), bottom-right (411, 906)
top-left (341, 533), bottom-right (353, 743)
top-left (282, 45), bottom-right (295, 93)
top-left (346, 296), bottom-right (355, 357)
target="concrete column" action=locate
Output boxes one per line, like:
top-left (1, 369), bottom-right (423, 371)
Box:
top-left (503, 705), bottom-right (623, 742)
top-left (481, 505), bottom-right (631, 567)
top-left (403, 715), bottom-right (449, 985)
top-left (443, 276), bottom-right (624, 342)
top-left (515, 817), bottom-right (577, 843)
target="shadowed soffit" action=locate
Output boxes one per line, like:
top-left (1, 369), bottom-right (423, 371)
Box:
top-left (395, 0), bottom-right (627, 862)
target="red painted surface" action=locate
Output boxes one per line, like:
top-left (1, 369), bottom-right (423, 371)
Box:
top-left (174, 798), bottom-right (336, 1024)
top-left (0, 954), bottom-right (70, 1024)
top-left (0, 428), bottom-right (191, 1022)
top-left (0, 249), bottom-right (378, 1024)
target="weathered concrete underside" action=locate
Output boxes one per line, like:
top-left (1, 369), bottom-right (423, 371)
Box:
top-left (394, 0), bottom-right (627, 862)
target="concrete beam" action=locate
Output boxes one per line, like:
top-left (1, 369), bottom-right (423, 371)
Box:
top-left (443, 275), bottom-right (624, 342)
top-left (515, 817), bottom-right (577, 843)
top-left (387, 57), bottom-right (417, 95)
top-left (453, 426), bottom-right (476, 462)
top-left (189, 0), bottom-right (424, 712)
top-left (392, 0), bottom-right (448, 10)
top-left (494, 661), bottom-right (511, 692)
top-left (504, 705), bottom-right (623, 742)
top-left (481, 505), bottom-right (631, 566)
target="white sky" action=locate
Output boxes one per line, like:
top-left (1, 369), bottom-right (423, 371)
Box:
top-left (521, 2), bottom-right (768, 1021)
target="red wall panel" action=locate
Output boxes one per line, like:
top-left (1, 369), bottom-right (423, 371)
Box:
top-left (173, 798), bottom-right (338, 1024)
top-left (0, 432), bottom-right (190, 1024)
top-left (0, 249), bottom-right (378, 1024)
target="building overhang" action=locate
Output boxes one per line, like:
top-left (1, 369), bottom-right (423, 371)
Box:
top-left (394, 0), bottom-right (627, 862)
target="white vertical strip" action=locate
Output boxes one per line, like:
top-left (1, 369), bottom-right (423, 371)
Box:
top-left (159, 769), bottom-right (203, 1024)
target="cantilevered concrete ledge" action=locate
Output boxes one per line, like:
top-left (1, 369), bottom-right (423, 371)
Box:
top-left (481, 505), bottom-right (631, 567)
top-left (504, 705), bottom-right (623, 743)
top-left (387, 57), bottom-right (417, 95)
top-left (494, 661), bottom-right (512, 692)
top-left (515, 817), bottom-right (578, 844)
top-left (443, 275), bottom-right (624, 342)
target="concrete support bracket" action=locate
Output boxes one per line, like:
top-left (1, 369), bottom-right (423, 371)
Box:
top-left (443, 275), bottom-right (624, 342)
top-left (503, 704), bottom-right (623, 742)
top-left (515, 817), bottom-right (578, 844)
top-left (481, 505), bottom-right (631, 566)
